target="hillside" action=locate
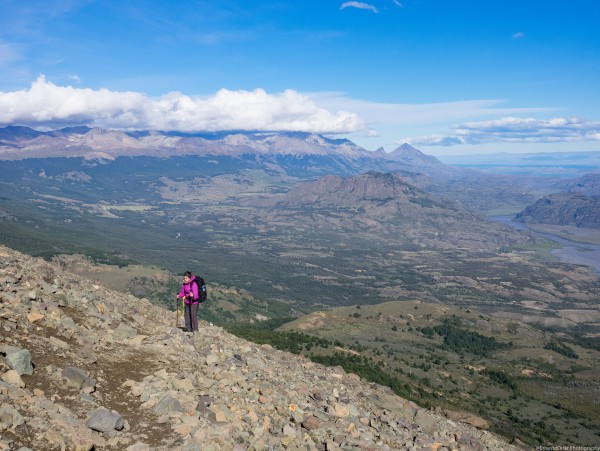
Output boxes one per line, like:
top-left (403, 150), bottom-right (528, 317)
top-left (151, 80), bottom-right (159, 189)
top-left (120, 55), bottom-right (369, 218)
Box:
top-left (279, 301), bottom-right (600, 446)
top-left (552, 173), bottom-right (600, 197)
top-left (516, 192), bottom-right (600, 229)
top-left (257, 171), bottom-right (530, 251)
top-left (0, 244), bottom-right (522, 450)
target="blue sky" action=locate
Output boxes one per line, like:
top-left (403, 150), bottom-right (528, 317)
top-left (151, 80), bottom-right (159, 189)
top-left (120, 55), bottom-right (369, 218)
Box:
top-left (1, 0), bottom-right (599, 155)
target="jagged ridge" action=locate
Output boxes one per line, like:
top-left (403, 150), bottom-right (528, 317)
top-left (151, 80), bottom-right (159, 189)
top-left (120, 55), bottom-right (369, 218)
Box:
top-left (0, 126), bottom-right (375, 160)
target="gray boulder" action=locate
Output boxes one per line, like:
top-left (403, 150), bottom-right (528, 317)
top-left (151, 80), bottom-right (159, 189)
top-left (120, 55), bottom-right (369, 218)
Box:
top-left (5, 347), bottom-right (33, 376)
top-left (0, 405), bottom-right (24, 428)
top-left (86, 408), bottom-right (124, 433)
top-left (154, 395), bottom-right (183, 415)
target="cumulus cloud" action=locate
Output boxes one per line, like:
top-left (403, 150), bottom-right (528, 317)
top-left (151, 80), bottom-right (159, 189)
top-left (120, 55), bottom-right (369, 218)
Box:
top-left (0, 76), bottom-right (364, 133)
top-left (340, 2), bottom-right (379, 13)
top-left (406, 117), bottom-right (600, 146)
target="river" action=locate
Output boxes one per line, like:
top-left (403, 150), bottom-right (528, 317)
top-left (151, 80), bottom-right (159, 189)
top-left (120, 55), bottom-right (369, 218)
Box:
top-left (491, 216), bottom-right (600, 275)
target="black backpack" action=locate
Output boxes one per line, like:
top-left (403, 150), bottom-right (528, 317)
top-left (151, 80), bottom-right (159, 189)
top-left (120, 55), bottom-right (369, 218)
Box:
top-left (191, 277), bottom-right (207, 303)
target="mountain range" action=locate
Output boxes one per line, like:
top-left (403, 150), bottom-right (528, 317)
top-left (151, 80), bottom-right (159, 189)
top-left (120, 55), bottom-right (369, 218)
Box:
top-left (0, 126), bottom-right (598, 307)
top-left (0, 125), bottom-right (384, 160)
top-left (0, 125), bottom-right (536, 214)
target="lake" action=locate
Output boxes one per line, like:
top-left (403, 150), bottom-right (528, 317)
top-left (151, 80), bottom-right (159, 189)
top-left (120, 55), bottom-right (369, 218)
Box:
top-left (491, 216), bottom-right (600, 275)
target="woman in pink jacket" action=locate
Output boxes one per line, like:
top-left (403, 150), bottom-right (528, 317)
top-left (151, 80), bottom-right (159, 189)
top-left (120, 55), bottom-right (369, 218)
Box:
top-left (176, 271), bottom-right (199, 333)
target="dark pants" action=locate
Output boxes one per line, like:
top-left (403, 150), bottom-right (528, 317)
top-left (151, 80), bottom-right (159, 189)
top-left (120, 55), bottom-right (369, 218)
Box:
top-left (184, 302), bottom-right (199, 332)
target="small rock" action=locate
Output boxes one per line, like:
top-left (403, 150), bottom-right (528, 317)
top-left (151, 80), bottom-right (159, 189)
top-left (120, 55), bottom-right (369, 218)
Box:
top-left (53, 416), bottom-right (96, 451)
top-left (130, 386), bottom-right (144, 397)
top-left (61, 316), bottom-right (77, 330)
top-left (0, 405), bottom-right (24, 428)
top-left (414, 410), bottom-right (438, 435)
top-left (302, 415), bottom-right (321, 430)
top-left (206, 353), bottom-right (219, 365)
top-left (26, 312), bottom-right (45, 323)
top-left (196, 395), bottom-right (213, 412)
top-left (332, 403), bottom-right (350, 418)
top-left (154, 395), bottom-right (183, 415)
top-left (62, 367), bottom-right (96, 393)
top-left (126, 442), bottom-right (151, 451)
top-left (456, 433), bottom-right (486, 451)
top-left (1, 370), bottom-right (25, 388)
top-left (172, 378), bottom-right (194, 392)
top-left (443, 409), bottom-right (489, 430)
top-left (283, 424), bottom-right (297, 438)
top-left (114, 322), bottom-right (137, 339)
top-left (49, 336), bottom-right (69, 350)
top-left (129, 335), bottom-right (148, 346)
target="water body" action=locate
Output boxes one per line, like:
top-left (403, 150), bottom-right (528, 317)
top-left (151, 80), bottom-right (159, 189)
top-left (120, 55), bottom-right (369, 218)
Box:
top-left (491, 216), bottom-right (600, 275)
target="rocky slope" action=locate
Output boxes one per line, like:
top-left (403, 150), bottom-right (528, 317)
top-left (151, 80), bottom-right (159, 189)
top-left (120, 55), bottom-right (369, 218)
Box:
top-left (516, 192), bottom-right (600, 229)
top-left (0, 245), bottom-right (521, 450)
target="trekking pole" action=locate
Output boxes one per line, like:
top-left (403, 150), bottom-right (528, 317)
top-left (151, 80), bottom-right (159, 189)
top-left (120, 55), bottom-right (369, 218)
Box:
top-left (176, 297), bottom-right (180, 328)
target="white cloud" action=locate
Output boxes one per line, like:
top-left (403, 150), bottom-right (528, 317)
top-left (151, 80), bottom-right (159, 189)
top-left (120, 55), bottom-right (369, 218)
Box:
top-left (0, 76), bottom-right (364, 133)
top-left (306, 92), bottom-right (552, 127)
top-left (512, 31), bottom-right (525, 39)
top-left (402, 135), bottom-right (463, 146)
top-left (6, 79), bottom-right (593, 151)
top-left (406, 117), bottom-right (600, 146)
top-left (392, 0), bottom-right (404, 7)
top-left (340, 2), bottom-right (379, 13)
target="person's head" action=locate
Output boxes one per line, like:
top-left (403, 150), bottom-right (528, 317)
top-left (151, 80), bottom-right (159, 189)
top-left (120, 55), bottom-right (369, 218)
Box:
top-left (183, 271), bottom-right (192, 283)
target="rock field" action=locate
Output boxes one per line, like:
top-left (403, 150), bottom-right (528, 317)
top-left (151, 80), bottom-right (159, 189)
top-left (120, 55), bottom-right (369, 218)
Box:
top-left (0, 245), bottom-right (521, 450)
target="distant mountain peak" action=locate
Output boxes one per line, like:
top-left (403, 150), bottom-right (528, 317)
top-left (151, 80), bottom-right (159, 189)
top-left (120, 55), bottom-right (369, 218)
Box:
top-left (392, 143), bottom-right (421, 154)
top-left (86, 127), bottom-right (118, 136)
top-left (271, 171), bottom-right (431, 211)
top-left (389, 143), bottom-right (443, 168)
top-left (0, 125), bottom-right (44, 141)
top-left (0, 125), bottom-right (439, 166)
top-left (391, 143), bottom-right (430, 158)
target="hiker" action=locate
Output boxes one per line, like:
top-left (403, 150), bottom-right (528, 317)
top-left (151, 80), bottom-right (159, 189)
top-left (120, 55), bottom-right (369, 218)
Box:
top-left (176, 271), bottom-right (199, 333)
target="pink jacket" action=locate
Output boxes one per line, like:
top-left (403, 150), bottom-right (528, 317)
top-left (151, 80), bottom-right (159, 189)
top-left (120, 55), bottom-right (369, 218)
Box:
top-left (178, 276), bottom-right (199, 304)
